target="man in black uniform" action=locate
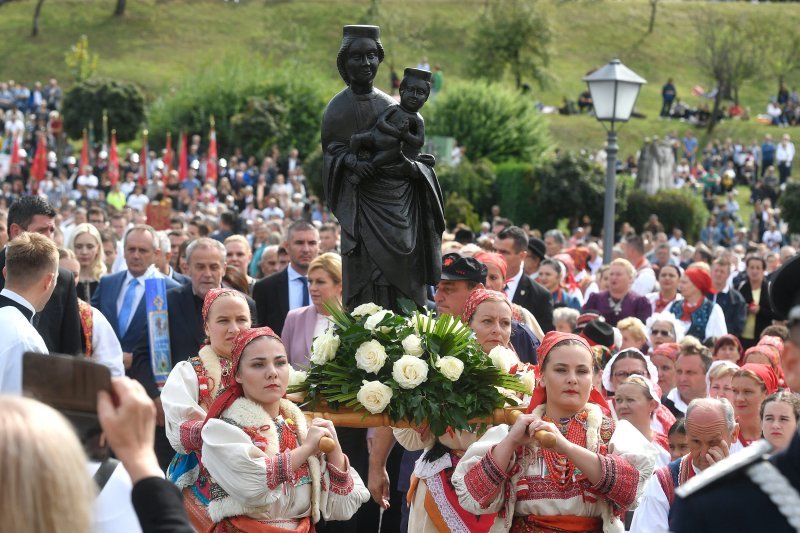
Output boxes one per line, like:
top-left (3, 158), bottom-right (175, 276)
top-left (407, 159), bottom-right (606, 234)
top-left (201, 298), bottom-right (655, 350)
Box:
top-left (670, 253), bottom-right (800, 532)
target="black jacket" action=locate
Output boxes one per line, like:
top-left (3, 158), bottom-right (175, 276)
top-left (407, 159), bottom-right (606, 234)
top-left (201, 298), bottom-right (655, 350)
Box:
top-left (512, 274), bottom-right (555, 333)
top-left (671, 433), bottom-right (800, 532)
top-left (131, 477), bottom-right (194, 533)
top-left (0, 248), bottom-right (82, 355)
top-left (737, 279), bottom-right (778, 341)
top-left (253, 268), bottom-right (290, 335)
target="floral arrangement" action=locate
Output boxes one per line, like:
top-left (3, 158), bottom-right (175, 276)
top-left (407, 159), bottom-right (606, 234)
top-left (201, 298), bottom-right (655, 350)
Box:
top-left (289, 300), bottom-right (529, 436)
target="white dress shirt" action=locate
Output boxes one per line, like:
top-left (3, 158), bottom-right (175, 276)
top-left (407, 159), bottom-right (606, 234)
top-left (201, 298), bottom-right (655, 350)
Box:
top-left (0, 288), bottom-right (48, 395)
top-left (631, 460), bottom-right (702, 533)
top-left (287, 264), bottom-right (310, 311)
top-left (777, 141), bottom-right (796, 164)
top-left (504, 269), bottom-right (523, 301)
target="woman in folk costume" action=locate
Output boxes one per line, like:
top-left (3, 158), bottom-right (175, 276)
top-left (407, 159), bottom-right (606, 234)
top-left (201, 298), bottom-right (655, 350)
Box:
top-left (668, 266), bottom-right (727, 342)
top-left (613, 375), bottom-right (671, 468)
top-left (200, 327), bottom-right (369, 532)
top-left (395, 289), bottom-right (526, 533)
top-left (161, 288), bottom-right (252, 528)
top-left (452, 331), bottom-right (656, 533)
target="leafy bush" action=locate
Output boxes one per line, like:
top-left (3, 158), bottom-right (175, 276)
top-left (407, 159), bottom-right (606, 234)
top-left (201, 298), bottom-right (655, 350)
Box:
top-left (444, 192), bottom-right (481, 231)
top-left (62, 78), bottom-right (145, 142)
top-left (622, 189), bottom-right (709, 241)
top-left (230, 97), bottom-right (288, 158)
top-left (494, 152), bottom-right (630, 233)
top-left (426, 81), bottom-right (550, 164)
top-left (780, 182), bottom-right (800, 235)
top-left (148, 59), bottom-right (330, 158)
top-left (437, 158), bottom-right (496, 218)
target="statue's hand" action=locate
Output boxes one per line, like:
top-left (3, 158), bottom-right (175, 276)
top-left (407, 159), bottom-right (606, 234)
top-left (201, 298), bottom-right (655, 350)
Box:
top-left (353, 161), bottom-right (376, 180)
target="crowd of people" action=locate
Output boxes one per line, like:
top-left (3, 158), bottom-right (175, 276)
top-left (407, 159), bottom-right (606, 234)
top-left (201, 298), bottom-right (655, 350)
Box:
top-left (3, 67), bottom-right (800, 531)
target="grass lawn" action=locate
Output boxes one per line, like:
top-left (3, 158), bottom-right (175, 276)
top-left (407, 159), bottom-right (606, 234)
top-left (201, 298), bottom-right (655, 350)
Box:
top-left (1, 0), bottom-right (798, 156)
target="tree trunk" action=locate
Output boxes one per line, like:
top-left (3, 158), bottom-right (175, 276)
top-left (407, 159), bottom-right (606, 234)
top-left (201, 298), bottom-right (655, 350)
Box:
top-left (114, 0), bottom-right (126, 16)
top-left (779, 74), bottom-right (785, 96)
top-left (648, 0), bottom-right (658, 34)
top-left (734, 86), bottom-right (739, 106)
top-left (31, 0), bottom-right (44, 37)
top-left (707, 83), bottom-right (723, 134)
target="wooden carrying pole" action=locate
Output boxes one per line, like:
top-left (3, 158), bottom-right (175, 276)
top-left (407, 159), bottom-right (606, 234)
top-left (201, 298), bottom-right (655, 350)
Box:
top-left (305, 406), bottom-right (557, 452)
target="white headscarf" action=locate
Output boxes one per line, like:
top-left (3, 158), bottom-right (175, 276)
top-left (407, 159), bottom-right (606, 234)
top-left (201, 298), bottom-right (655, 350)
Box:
top-left (602, 348), bottom-right (660, 393)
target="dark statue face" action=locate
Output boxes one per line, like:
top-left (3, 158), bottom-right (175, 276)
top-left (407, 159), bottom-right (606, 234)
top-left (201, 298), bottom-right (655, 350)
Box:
top-left (400, 77), bottom-right (430, 112)
top-left (345, 38), bottom-right (380, 86)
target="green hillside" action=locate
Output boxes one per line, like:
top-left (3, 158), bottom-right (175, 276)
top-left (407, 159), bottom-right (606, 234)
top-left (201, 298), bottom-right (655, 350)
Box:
top-left (2, 0), bottom-right (798, 157)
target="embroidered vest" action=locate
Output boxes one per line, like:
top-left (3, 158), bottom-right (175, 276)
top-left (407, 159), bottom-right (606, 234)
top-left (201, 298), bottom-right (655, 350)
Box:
top-left (669, 299), bottom-right (713, 339)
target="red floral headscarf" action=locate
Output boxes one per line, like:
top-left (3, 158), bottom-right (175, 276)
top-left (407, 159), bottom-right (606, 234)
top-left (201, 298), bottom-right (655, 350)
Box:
top-left (652, 342), bottom-right (680, 362)
top-left (473, 252), bottom-right (508, 282)
top-left (462, 288), bottom-right (515, 323)
top-left (745, 341), bottom-right (785, 385)
top-left (202, 287), bottom-right (248, 325)
top-left (526, 331), bottom-right (610, 415)
top-left (739, 363), bottom-right (779, 395)
top-left (204, 327), bottom-right (282, 423)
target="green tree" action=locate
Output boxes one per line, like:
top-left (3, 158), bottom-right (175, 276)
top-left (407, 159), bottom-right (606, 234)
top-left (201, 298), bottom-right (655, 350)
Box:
top-left (65, 35), bottom-right (99, 83)
top-left (695, 12), bottom-right (764, 133)
top-left (62, 79), bottom-right (145, 142)
top-left (468, 0), bottom-right (551, 89)
top-left (230, 96), bottom-right (288, 158)
top-left (427, 81), bottom-right (550, 163)
top-left (765, 21), bottom-right (800, 95)
top-left (780, 183), bottom-right (800, 235)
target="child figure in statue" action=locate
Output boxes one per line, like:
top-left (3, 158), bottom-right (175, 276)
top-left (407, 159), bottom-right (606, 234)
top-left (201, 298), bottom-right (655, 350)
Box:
top-left (349, 67), bottom-right (432, 167)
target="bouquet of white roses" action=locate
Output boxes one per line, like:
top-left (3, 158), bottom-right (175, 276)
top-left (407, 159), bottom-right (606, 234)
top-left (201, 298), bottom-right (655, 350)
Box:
top-left (289, 299), bottom-right (528, 436)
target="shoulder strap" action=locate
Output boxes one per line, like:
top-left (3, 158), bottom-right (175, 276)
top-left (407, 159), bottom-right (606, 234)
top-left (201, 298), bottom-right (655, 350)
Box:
top-left (93, 458), bottom-right (120, 493)
top-left (746, 460), bottom-right (800, 530)
top-left (655, 465), bottom-right (676, 506)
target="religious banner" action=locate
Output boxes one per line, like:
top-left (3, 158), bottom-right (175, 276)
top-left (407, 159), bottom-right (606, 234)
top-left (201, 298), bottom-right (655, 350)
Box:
top-left (145, 278), bottom-right (171, 390)
top-left (146, 199), bottom-right (172, 230)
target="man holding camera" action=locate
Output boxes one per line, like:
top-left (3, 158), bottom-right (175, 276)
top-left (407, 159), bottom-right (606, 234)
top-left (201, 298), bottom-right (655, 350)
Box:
top-left (0, 232), bottom-right (59, 393)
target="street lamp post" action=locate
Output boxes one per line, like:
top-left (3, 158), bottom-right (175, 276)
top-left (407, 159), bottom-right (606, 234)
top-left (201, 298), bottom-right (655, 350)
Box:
top-left (583, 59), bottom-right (646, 264)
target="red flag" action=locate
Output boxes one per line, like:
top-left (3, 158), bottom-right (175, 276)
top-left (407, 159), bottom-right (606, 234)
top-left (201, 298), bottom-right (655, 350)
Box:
top-left (108, 130), bottom-right (120, 186)
top-left (9, 135), bottom-right (20, 167)
top-left (178, 130), bottom-right (188, 182)
top-left (80, 128), bottom-right (89, 173)
top-left (207, 118), bottom-right (218, 183)
top-left (163, 132), bottom-right (173, 185)
top-left (30, 132), bottom-right (48, 182)
top-left (140, 130), bottom-right (149, 187)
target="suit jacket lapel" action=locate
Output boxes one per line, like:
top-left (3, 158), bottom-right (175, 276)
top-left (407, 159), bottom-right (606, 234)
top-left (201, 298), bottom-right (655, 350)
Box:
top-left (108, 272), bottom-right (126, 334)
top-left (281, 269), bottom-right (290, 316)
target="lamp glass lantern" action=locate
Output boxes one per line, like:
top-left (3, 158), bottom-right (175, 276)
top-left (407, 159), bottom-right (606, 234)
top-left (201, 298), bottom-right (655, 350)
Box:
top-left (583, 59), bottom-right (646, 126)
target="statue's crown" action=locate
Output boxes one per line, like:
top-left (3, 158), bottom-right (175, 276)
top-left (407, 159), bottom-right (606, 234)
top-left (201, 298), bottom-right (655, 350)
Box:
top-left (343, 25), bottom-right (380, 39)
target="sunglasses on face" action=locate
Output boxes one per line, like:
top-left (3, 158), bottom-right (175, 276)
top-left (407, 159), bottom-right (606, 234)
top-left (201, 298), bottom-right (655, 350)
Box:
top-left (651, 329), bottom-right (673, 337)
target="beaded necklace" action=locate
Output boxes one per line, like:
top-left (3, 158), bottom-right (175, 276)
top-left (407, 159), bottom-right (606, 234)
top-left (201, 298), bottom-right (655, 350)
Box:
top-left (541, 410), bottom-right (588, 485)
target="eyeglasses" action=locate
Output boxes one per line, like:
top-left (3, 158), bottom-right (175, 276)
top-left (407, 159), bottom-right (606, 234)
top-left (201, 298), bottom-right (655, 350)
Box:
top-left (651, 329), bottom-right (673, 337)
top-left (613, 370), bottom-right (646, 380)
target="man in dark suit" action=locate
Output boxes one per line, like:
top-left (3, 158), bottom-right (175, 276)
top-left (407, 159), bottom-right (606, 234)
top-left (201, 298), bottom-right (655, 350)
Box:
top-left (92, 225), bottom-right (180, 370)
top-left (155, 230), bottom-right (190, 285)
top-left (494, 226), bottom-right (555, 333)
top-left (278, 147), bottom-right (302, 178)
top-left (670, 254), bottom-right (800, 532)
top-left (253, 220), bottom-right (319, 335)
top-left (131, 237), bottom-right (255, 468)
top-left (0, 196), bottom-right (81, 355)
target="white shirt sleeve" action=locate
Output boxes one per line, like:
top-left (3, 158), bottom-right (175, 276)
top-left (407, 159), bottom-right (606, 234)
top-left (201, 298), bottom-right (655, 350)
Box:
top-left (632, 268), bottom-right (657, 296)
top-left (630, 473), bottom-right (671, 533)
top-left (705, 303), bottom-right (728, 340)
top-left (91, 308), bottom-right (125, 377)
top-left (162, 361), bottom-right (204, 454)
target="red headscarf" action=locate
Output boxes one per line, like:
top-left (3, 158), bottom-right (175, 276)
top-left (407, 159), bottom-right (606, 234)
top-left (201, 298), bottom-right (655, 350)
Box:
top-left (202, 287), bottom-right (247, 325)
top-left (758, 335), bottom-right (785, 356)
top-left (526, 331), bottom-right (610, 415)
top-left (685, 267), bottom-right (716, 297)
top-left (652, 342), bottom-right (680, 362)
top-left (473, 252), bottom-right (508, 282)
top-left (744, 342), bottom-right (785, 385)
top-left (462, 288), bottom-right (514, 323)
top-left (204, 327), bottom-right (282, 422)
top-left (739, 363), bottom-right (779, 395)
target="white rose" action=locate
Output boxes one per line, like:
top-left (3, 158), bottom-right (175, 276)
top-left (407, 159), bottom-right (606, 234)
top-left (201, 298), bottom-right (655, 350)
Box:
top-left (392, 354), bottom-right (429, 389)
top-left (310, 328), bottom-right (340, 365)
top-left (519, 370), bottom-right (537, 394)
top-left (288, 367), bottom-right (307, 387)
top-left (355, 339), bottom-right (388, 374)
top-left (357, 380), bottom-right (393, 414)
top-left (409, 313), bottom-right (437, 334)
top-left (436, 356), bottom-right (464, 381)
top-left (401, 334), bottom-right (425, 356)
top-left (488, 346), bottom-right (516, 373)
top-left (352, 303), bottom-right (383, 317)
top-left (364, 309), bottom-right (394, 333)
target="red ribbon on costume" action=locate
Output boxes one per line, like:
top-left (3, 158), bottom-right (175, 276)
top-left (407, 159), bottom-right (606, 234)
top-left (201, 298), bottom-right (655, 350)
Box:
top-left (739, 363), bottom-right (779, 395)
top-left (203, 327), bottom-right (281, 423)
top-left (526, 331), bottom-right (610, 415)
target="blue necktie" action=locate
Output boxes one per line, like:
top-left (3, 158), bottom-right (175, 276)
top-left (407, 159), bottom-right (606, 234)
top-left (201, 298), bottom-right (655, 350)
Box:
top-left (118, 278), bottom-right (139, 337)
top-left (299, 276), bottom-right (309, 307)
